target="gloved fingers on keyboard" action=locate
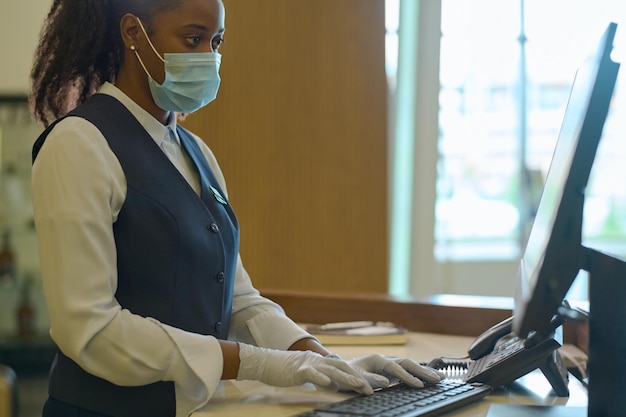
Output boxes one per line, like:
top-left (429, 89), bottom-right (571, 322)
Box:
top-left (393, 358), bottom-right (447, 383)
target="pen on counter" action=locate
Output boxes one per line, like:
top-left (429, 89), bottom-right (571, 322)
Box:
top-left (319, 321), bottom-right (375, 331)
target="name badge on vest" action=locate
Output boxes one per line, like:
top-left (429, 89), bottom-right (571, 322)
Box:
top-left (210, 186), bottom-right (228, 205)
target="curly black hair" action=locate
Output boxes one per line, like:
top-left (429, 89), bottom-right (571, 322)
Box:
top-left (30, 0), bottom-right (182, 126)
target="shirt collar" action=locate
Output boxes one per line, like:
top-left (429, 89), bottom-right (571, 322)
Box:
top-left (98, 82), bottom-right (179, 146)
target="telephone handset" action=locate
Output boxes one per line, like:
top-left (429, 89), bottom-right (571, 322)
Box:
top-left (461, 315), bottom-right (570, 397)
top-left (467, 316), bottom-right (514, 360)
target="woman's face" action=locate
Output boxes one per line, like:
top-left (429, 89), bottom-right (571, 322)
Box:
top-left (134, 0), bottom-right (225, 85)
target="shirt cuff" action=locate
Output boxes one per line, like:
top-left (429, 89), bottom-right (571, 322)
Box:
top-left (149, 319), bottom-right (223, 417)
top-left (244, 309), bottom-right (317, 350)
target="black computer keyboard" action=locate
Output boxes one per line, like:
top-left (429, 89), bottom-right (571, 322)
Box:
top-left (293, 380), bottom-right (492, 417)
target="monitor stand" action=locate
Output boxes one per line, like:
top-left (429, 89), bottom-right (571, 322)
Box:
top-left (583, 246), bottom-right (626, 417)
top-left (539, 348), bottom-right (570, 397)
top-left (521, 323), bottom-right (570, 397)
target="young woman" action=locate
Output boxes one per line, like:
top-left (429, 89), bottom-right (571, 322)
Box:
top-left (30, 1), bottom-right (444, 416)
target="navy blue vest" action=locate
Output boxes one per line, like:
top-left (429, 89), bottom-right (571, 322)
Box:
top-left (32, 94), bottom-right (239, 417)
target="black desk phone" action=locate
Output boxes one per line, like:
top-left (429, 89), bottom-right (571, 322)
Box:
top-left (431, 315), bottom-right (570, 396)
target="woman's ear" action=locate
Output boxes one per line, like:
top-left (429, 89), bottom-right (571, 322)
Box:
top-left (119, 14), bottom-right (142, 50)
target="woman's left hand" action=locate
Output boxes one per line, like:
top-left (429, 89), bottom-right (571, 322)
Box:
top-left (345, 354), bottom-right (446, 390)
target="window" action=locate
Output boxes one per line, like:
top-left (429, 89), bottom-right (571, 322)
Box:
top-left (387, 0), bottom-right (626, 297)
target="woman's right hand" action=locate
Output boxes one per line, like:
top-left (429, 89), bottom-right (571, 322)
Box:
top-left (236, 343), bottom-right (373, 394)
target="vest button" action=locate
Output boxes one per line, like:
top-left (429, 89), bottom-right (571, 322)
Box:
top-left (216, 271), bottom-right (225, 283)
top-left (209, 223), bottom-right (219, 233)
top-left (214, 321), bottom-right (222, 332)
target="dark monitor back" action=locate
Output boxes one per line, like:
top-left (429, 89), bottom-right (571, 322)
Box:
top-left (512, 22), bottom-right (620, 339)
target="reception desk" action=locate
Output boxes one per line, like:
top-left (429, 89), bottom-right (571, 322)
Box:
top-left (193, 332), bottom-right (588, 417)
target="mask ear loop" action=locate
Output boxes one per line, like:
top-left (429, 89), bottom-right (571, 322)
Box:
top-left (135, 17), bottom-right (166, 63)
top-left (130, 44), bottom-right (153, 79)
top-left (130, 17), bottom-right (165, 81)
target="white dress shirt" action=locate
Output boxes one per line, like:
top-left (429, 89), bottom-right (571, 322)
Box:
top-left (31, 82), bottom-right (313, 417)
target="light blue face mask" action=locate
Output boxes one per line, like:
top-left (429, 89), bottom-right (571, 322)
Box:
top-left (133, 18), bottom-right (221, 113)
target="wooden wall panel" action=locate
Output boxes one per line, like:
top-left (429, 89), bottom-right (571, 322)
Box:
top-left (182, 0), bottom-right (388, 293)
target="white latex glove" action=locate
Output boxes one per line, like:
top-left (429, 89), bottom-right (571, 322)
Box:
top-left (236, 343), bottom-right (373, 395)
top-left (346, 354), bottom-right (447, 390)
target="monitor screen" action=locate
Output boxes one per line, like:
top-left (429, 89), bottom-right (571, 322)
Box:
top-left (512, 22), bottom-right (620, 339)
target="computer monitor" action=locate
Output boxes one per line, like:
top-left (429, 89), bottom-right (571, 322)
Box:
top-left (512, 22), bottom-right (620, 340)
